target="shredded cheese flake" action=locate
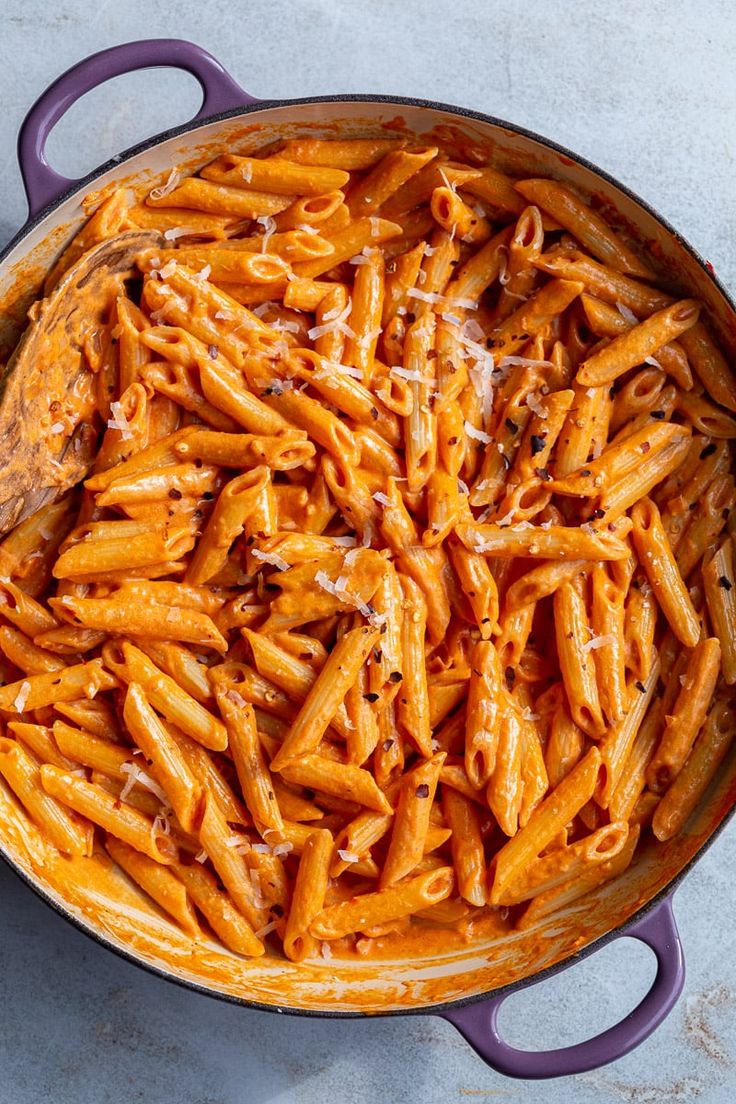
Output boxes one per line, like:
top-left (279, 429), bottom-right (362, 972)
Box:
top-left (616, 301), bottom-right (639, 325)
top-left (107, 401), bottom-right (134, 440)
top-left (163, 226), bottom-right (195, 241)
top-left (254, 920), bottom-right (279, 939)
top-left (148, 168), bottom-right (180, 201)
top-left (526, 392), bottom-right (548, 419)
top-left (464, 420), bottom-right (493, 444)
top-left (257, 215), bottom-right (277, 252)
top-left (390, 366), bottom-right (426, 383)
top-left (308, 301), bottom-right (355, 341)
top-left (337, 849), bottom-right (360, 864)
top-left (13, 681), bottom-right (31, 713)
top-left (119, 762), bottom-right (168, 804)
top-left (251, 548), bottom-right (290, 571)
top-left (581, 633), bottom-right (617, 653)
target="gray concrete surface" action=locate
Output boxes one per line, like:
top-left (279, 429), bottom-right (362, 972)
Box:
top-left (0, 1), bottom-right (735, 1100)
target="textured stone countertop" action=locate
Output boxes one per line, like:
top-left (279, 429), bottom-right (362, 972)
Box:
top-left (0, 2), bottom-right (735, 1101)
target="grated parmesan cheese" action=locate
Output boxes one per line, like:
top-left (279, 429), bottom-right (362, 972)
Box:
top-left (499, 356), bottom-right (555, 370)
top-left (337, 849), bottom-right (360, 864)
top-left (373, 492), bottom-right (390, 507)
top-left (462, 319), bottom-right (485, 342)
top-left (152, 811), bottom-right (171, 838)
top-left (315, 570), bottom-right (340, 598)
top-left (408, 287), bottom-right (443, 305)
top-left (148, 169), bottom-right (180, 201)
top-left (498, 246), bottom-right (510, 285)
top-left (526, 392), bottom-right (548, 419)
top-left (251, 548), bottom-right (290, 571)
top-left (314, 359), bottom-right (364, 382)
top-left (616, 301), bottom-right (639, 325)
top-left (107, 401), bottom-right (134, 440)
top-left (119, 762), bottom-right (168, 804)
top-left (50, 422), bottom-right (65, 434)
top-left (308, 300), bottom-right (355, 341)
top-left (13, 681), bottom-right (31, 713)
top-left (581, 633), bottom-right (617, 653)
top-left (254, 920), bottom-right (279, 939)
top-left (225, 833), bottom-right (252, 856)
top-left (249, 869), bottom-right (269, 908)
top-left (357, 328), bottom-right (381, 349)
top-left (163, 226), bottom-right (195, 241)
top-left (256, 215), bottom-right (277, 252)
top-left (390, 366), bottom-right (426, 383)
top-left (464, 420), bottom-right (493, 444)
top-left (446, 297), bottom-right (479, 310)
top-left (438, 167), bottom-right (456, 193)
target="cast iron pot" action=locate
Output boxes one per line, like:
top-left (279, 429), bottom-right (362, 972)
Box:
top-left (1, 38), bottom-right (735, 1080)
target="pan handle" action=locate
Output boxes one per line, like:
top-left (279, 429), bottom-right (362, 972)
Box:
top-left (17, 39), bottom-right (256, 219)
top-left (442, 896), bottom-right (684, 1079)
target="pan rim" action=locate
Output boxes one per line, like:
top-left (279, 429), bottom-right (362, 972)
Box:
top-left (1, 88), bottom-right (734, 1019)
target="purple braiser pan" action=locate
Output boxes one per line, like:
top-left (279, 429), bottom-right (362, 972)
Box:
top-left (1, 38), bottom-right (735, 1080)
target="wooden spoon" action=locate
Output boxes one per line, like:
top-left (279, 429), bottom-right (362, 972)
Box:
top-left (0, 230), bottom-right (164, 535)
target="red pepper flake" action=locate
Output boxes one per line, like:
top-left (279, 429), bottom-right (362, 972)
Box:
top-left (530, 434), bottom-right (546, 456)
top-left (208, 344), bottom-right (219, 359)
top-left (389, 671), bottom-right (403, 683)
top-left (363, 692), bottom-right (379, 703)
top-left (382, 738), bottom-right (395, 752)
top-left (415, 784), bottom-right (430, 798)
top-left (535, 467), bottom-right (552, 482)
top-left (719, 575), bottom-right (732, 590)
top-left (168, 488), bottom-right (182, 500)
top-left (635, 680), bottom-right (646, 693)
top-left (640, 441), bottom-right (651, 453)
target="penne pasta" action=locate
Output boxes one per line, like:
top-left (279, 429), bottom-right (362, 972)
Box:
top-left (2, 134), bottom-right (735, 968)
